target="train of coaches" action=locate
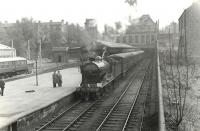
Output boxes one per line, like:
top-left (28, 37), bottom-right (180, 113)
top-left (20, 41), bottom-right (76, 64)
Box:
top-left (0, 57), bottom-right (34, 78)
top-left (76, 50), bottom-right (144, 100)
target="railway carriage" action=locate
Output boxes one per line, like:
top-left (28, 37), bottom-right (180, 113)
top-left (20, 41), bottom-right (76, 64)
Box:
top-left (76, 50), bottom-right (144, 100)
top-left (109, 51), bottom-right (144, 76)
top-left (0, 57), bottom-right (33, 78)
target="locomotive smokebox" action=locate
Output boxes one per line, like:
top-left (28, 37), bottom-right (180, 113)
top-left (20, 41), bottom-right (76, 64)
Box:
top-left (81, 60), bottom-right (110, 84)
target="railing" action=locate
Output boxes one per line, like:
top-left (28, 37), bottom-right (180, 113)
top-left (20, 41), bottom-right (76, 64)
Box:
top-left (156, 42), bottom-right (166, 131)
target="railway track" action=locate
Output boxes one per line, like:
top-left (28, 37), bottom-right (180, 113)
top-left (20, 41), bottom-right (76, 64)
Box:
top-left (123, 61), bottom-right (153, 131)
top-left (35, 101), bottom-right (97, 131)
top-left (95, 61), bottom-right (152, 131)
top-left (35, 59), bottom-right (151, 131)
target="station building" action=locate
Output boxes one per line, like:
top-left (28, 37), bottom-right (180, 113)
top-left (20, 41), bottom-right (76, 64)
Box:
top-left (115, 15), bottom-right (158, 48)
top-left (0, 43), bottom-right (16, 58)
top-left (179, 1), bottom-right (200, 58)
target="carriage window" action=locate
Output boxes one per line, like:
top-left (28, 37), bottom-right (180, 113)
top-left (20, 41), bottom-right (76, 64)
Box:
top-left (16, 61), bottom-right (20, 65)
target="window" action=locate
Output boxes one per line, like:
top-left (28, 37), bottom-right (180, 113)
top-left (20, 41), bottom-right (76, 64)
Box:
top-left (129, 35), bottom-right (133, 43)
top-left (141, 35), bottom-right (145, 43)
top-left (135, 35), bottom-right (138, 43)
top-left (123, 36), bottom-right (126, 43)
top-left (146, 35), bottom-right (150, 44)
top-left (116, 36), bottom-right (121, 43)
top-left (151, 35), bottom-right (155, 42)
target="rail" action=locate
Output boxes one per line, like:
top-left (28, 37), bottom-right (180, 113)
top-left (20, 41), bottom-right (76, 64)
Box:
top-left (156, 42), bottom-right (166, 131)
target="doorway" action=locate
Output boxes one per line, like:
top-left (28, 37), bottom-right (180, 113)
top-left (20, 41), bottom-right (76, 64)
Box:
top-left (58, 55), bottom-right (62, 62)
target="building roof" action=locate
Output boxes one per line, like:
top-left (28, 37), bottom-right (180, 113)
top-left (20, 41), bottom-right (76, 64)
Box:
top-left (95, 40), bottom-right (135, 49)
top-left (0, 44), bottom-right (14, 50)
top-left (130, 14), bottom-right (155, 25)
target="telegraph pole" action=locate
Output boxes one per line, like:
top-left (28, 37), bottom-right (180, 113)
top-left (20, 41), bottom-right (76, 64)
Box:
top-left (38, 38), bottom-right (42, 67)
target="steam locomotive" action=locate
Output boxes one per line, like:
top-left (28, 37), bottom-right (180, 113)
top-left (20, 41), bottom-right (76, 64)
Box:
top-left (76, 50), bottom-right (144, 100)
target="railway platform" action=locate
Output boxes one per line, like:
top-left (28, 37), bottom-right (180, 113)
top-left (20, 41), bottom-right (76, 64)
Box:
top-left (0, 67), bottom-right (81, 130)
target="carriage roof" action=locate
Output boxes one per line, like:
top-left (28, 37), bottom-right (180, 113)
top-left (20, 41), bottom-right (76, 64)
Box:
top-left (0, 57), bottom-right (27, 62)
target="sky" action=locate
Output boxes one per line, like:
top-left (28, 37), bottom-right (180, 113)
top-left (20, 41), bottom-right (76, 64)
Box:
top-left (0, 0), bottom-right (195, 32)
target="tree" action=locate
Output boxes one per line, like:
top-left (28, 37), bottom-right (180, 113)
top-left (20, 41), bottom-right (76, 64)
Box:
top-left (6, 23), bottom-right (26, 57)
top-left (115, 21), bottom-right (122, 33)
top-left (125, 0), bottom-right (137, 6)
top-left (160, 33), bottom-right (197, 130)
top-left (102, 24), bottom-right (116, 41)
top-left (4, 18), bottom-right (39, 59)
top-left (66, 23), bottom-right (93, 49)
top-left (0, 28), bottom-right (10, 45)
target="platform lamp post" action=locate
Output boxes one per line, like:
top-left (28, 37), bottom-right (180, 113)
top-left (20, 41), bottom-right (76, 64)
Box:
top-left (35, 43), bottom-right (39, 86)
top-left (36, 59), bottom-right (38, 86)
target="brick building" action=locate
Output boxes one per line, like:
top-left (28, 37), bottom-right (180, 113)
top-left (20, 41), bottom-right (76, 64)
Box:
top-left (179, 1), bottom-right (200, 58)
top-left (37, 20), bottom-right (66, 43)
top-left (116, 15), bottom-right (158, 47)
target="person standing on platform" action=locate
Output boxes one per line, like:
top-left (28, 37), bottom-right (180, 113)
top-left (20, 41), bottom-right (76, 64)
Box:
top-left (52, 71), bottom-right (58, 88)
top-left (0, 77), bottom-right (5, 96)
top-left (57, 70), bottom-right (62, 87)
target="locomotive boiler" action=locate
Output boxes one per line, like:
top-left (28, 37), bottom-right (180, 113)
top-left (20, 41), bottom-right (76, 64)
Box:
top-left (81, 59), bottom-right (110, 84)
top-left (77, 58), bottom-right (111, 100)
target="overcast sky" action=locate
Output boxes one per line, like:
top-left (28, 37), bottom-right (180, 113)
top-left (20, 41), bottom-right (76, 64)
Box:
top-left (0, 0), bottom-right (194, 32)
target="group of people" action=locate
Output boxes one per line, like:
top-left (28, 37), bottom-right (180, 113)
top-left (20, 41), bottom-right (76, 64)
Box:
top-left (52, 70), bottom-right (62, 88)
top-left (0, 77), bottom-right (5, 96)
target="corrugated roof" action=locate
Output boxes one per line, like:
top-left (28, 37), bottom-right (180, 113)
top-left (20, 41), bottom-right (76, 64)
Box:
top-left (96, 40), bottom-right (134, 49)
top-left (0, 44), bottom-right (14, 50)
top-left (0, 57), bottom-right (26, 62)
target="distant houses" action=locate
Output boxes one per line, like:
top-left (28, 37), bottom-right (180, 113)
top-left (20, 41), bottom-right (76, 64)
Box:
top-left (115, 15), bottom-right (158, 48)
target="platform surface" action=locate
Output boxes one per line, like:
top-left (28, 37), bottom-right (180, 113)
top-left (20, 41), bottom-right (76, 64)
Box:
top-left (0, 67), bottom-right (81, 128)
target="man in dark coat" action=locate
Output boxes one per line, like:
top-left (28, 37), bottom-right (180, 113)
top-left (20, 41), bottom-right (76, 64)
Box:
top-left (52, 71), bottom-right (58, 87)
top-left (57, 70), bottom-right (62, 87)
top-left (0, 78), bottom-right (5, 96)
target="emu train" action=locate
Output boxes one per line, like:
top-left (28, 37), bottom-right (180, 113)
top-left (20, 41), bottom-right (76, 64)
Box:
top-left (76, 50), bottom-right (144, 100)
top-left (0, 57), bottom-right (34, 78)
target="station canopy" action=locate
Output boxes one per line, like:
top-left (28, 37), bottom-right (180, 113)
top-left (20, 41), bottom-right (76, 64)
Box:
top-left (95, 40), bottom-right (137, 49)
top-left (109, 51), bottom-right (144, 59)
top-left (52, 47), bottom-right (69, 52)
